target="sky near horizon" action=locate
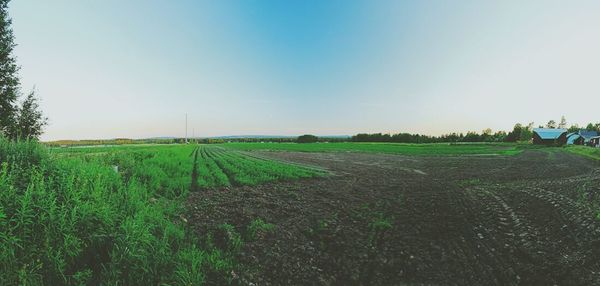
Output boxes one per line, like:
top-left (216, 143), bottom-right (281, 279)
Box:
top-left (9, 0), bottom-right (600, 141)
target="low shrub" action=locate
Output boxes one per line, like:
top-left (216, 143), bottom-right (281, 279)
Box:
top-left (247, 218), bottom-right (275, 240)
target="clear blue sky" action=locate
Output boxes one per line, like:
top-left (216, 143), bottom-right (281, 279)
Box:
top-left (9, 0), bottom-right (600, 140)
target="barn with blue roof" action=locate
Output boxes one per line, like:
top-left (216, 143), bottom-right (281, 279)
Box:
top-left (532, 128), bottom-right (568, 145)
top-left (566, 130), bottom-right (598, 145)
top-left (566, 133), bottom-right (583, 145)
top-left (579, 130), bottom-right (599, 145)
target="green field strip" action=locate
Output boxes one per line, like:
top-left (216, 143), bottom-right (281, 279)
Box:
top-left (219, 142), bottom-right (523, 156)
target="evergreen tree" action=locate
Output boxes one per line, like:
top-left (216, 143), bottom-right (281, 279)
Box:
top-left (586, 123), bottom-right (595, 131)
top-left (0, 0), bottom-right (20, 138)
top-left (16, 90), bottom-right (47, 140)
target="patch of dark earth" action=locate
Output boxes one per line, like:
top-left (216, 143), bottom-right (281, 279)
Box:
top-left (187, 150), bottom-right (600, 285)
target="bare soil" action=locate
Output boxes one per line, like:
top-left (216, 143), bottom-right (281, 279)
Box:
top-left (187, 149), bottom-right (600, 285)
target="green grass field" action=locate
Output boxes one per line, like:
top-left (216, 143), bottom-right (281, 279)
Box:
top-left (220, 142), bottom-right (523, 156)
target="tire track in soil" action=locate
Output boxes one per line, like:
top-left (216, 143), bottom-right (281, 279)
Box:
top-left (190, 146), bottom-right (200, 192)
top-left (472, 188), bottom-right (546, 284)
top-left (509, 187), bottom-right (600, 283)
top-left (400, 182), bottom-right (521, 285)
top-left (470, 182), bottom-right (600, 285)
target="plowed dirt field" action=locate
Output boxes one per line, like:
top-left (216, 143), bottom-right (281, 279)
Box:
top-left (188, 149), bottom-right (600, 285)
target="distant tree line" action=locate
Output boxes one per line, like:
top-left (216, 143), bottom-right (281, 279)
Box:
top-left (351, 129), bottom-right (508, 143)
top-left (0, 0), bottom-right (46, 140)
top-left (352, 117), bottom-right (600, 144)
top-left (197, 137), bottom-right (298, 144)
top-left (200, 136), bottom-right (348, 144)
top-left (567, 122), bottom-right (600, 133)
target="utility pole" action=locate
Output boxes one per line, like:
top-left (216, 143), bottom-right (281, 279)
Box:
top-left (185, 113), bottom-right (188, 144)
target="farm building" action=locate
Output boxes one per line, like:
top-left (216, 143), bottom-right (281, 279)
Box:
top-left (590, 136), bottom-right (600, 148)
top-left (566, 130), bottom-right (599, 145)
top-left (566, 133), bottom-right (583, 145)
top-left (579, 130), bottom-right (599, 145)
top-left (532, 128), bottom-right (568, 145)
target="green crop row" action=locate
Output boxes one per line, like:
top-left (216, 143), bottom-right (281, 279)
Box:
top-left (196, 147), bottom-right (231, 188)
top-left (194, 146), bottom-right (323, 188)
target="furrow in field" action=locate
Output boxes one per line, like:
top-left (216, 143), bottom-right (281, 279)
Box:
top-left (190, 146), bottom-right (200, 191)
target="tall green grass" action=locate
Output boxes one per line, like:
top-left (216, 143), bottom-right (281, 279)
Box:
top-left (0, 139), bottom-right (234, 285)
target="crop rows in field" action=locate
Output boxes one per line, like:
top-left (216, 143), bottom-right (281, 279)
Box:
top-left (56, 144), bottom-right (324, 191)
top-left (194, 146), bottom-right (322, 188)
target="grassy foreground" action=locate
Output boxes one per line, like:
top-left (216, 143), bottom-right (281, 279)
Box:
top-left (1, 141), bottom-right (226, 285)
top-left (221, 142), bottom-right (523, 156)
top-left (1, 141), bottom-right (321, 285)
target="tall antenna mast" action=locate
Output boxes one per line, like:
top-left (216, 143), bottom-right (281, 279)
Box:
top-left (185, 113), bottom-right (188, 144)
